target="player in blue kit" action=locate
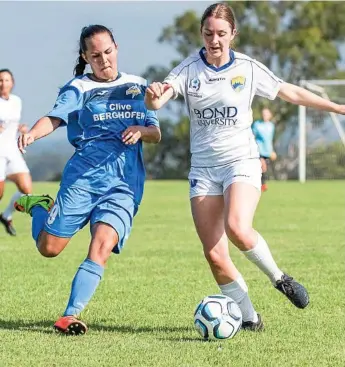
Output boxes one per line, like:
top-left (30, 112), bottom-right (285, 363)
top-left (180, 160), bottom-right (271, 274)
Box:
top-left (15, 25), bottom-right (161, 335)
top-left (252, 108), bottom-right (276, 192)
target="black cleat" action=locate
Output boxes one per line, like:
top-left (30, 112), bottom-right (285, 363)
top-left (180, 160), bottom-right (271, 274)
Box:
top-left (242, 313), bottom-right (264, 332)
top-left (0, 213), bottom-right (16, 236)
top-left (275, 274), bottom-right (309, 309)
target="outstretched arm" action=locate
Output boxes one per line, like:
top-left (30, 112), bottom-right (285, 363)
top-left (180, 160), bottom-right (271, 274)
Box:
top-left (18, 116), bottom-right (62, 153)
top-left (278, 82), bottom-right (345, 114)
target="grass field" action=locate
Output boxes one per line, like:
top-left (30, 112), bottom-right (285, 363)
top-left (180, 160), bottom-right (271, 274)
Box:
top-left (0, 181), bottom-right (344, 367)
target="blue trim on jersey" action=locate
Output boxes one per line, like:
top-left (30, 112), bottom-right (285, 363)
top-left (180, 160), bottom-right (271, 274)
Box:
top-left (199, 47), bottom-right (235, 72)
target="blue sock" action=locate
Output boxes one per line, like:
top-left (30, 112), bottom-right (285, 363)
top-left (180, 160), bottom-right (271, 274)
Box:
top-left (31, 206), bottom-right (48, 246)
top-left (63, 258), bottom-right (104, 317)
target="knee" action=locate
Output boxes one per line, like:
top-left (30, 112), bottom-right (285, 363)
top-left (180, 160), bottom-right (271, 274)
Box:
top-left (90, 237), bottom-right (115, 265)
top-left (225, 219), bottom-right (253, 248)
top-left (18, 183), bottom-right (32, 195)
top-left (38, 238), bottom-right (61, 258)
top-left (204, 247), bottom-right (225, 268)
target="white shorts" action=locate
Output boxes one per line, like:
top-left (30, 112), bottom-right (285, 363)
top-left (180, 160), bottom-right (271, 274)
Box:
top-left (188, 159), bottom-right (262, 199)
top-left (0, 150), bottom-right (29, 181)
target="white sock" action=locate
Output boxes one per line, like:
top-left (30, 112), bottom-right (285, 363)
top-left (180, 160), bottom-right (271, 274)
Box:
top-left (242, 232), bottom-right (284, 284)
top-left (2, 191), bottom-right (23, 220)
top-left (219, 274), bottom-right (258, 323)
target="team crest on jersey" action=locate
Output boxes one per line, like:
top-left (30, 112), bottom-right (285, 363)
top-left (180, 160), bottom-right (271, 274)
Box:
top-left (189, 77), bottom-right (201, 92)
top-left (126, 85), bottom-right (141, 98)
top-left (231, 76), bottom-right (246, 92)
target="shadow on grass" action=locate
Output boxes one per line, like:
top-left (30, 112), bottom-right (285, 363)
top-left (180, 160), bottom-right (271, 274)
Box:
top-left (0, 318), bottom-right (192, 336)
top-left (157, 336), bottom-right (212, 343)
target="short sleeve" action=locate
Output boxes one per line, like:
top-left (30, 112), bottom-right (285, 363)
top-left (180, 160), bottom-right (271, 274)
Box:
top-left (252, 60), bottom-right (284, 100)
top-left (46, 85), bottom-right (83, 125)
top-left (145, 109), bottom-right (159, 127)
top-left (163, 62), bottom-right (187, 100)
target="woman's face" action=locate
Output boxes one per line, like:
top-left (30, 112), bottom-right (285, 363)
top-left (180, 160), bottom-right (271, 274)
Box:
top-left (83, 32), bottom-right (118, 81)
top-left (0, 72), bottom-right (14, 97)
top-left (262, 108), bottom-right (272, 122)
top-left (201, 16), bottom-right (235, 60)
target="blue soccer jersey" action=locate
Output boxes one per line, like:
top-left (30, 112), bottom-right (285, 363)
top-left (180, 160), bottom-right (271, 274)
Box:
top-left (251, 120), bottom-right (275, 158)
top-left (47, 73), bottom-right (159, 205)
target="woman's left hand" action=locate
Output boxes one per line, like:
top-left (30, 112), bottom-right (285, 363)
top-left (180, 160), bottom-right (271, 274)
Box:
top-left (270, 151), bottom-right (277, 161)
top-left (122, 126), bottom-right (142, 145)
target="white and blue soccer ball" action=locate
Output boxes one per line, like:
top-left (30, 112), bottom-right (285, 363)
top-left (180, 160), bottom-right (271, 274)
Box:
top-left (194, 295), bottom-right (242, 340)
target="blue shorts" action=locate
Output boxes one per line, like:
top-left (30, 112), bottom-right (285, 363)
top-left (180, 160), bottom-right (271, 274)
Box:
top-left (44, 185), bottom-right (138, 254)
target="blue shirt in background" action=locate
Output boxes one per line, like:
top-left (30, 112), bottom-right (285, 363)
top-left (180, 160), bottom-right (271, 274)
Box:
top-left (252, 119), bottom-right (275, 158)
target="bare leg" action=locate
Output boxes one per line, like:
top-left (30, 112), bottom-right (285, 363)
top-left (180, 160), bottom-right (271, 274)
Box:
top-left (191, 195), bottom-right (258, 322)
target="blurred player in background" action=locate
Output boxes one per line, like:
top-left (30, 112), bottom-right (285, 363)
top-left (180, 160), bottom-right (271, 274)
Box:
top-left (145, 2), bottom-right (345, 331)
top-left (0, 69), bottom-right (32, 236)
top-left (252, 108), bottom-right (277, 192)
top-left (15, 25), bottom-right (161, 335)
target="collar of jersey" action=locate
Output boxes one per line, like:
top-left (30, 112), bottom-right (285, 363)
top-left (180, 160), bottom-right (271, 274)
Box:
top-left (199, 47), bottom-right (235, 72)
top-left (86, 72), bottom-right (122, 83)
top-left (0, 95), bottom-right (11, 101)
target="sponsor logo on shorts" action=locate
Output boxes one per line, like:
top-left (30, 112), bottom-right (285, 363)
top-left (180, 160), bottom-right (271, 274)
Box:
top-left (190, 179), bottom-right (198, 188)
top-left (233, 174), bottom-right (250, 178)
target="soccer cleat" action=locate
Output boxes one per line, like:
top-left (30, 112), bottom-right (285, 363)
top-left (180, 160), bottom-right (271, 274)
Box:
top-left (242, 313), bottom-right (264, 332)
top-left (14, 194), bottom-right (54, 215)
top-left (261, 184), bottom-right (268, 192)
top-left (0, 213), bottom-right (16, 236)
top-left (54, 316), bottom-right (87, 336)
top-left (275, 274), bottom-right (309, 309)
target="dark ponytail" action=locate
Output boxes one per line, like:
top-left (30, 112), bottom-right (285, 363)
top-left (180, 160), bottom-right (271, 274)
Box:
top-left (73, 25), bottom-right (115, 77)
top-left (74, 50), bottom-right (87, 76)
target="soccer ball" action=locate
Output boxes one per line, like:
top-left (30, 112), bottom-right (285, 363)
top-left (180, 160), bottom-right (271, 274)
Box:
top-left (194, 295), bottom-right (242, 340)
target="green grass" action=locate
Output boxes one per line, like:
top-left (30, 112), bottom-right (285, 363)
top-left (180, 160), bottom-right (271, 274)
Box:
top-left (0, 181), bottom-right (344, 367)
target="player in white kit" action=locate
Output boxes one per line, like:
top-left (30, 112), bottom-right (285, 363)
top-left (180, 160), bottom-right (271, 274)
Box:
top-left (0, 69), bottom-right (32, 236)
top-left (145, 3), bottom-right (345, 331)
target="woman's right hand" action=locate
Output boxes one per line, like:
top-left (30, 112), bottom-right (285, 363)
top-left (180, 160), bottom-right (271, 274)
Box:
top-left (145, 82), bottom-right (173, 110)
top-left (146, 82), bottom-right (167, 99)
top-left (18, 132), bottom-right (35, 154)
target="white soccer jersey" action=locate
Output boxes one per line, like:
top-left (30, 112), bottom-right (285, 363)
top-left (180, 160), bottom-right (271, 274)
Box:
top-left (0, 94), bottom-right (22, 156)
top-left (164, 48), bottom-right (283, 167)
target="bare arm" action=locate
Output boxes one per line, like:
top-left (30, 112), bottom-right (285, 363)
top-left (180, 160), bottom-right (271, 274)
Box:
top-left (30, 116), bottom-right (62, 139)
top-left (18, 116), bottom-right (62, 153)
top-left (139, 125), bottom-right (161, 143)
top-left (278, 82), bottom-right (345, 114)
top-left (144, 82), bottom-right (175, 110)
